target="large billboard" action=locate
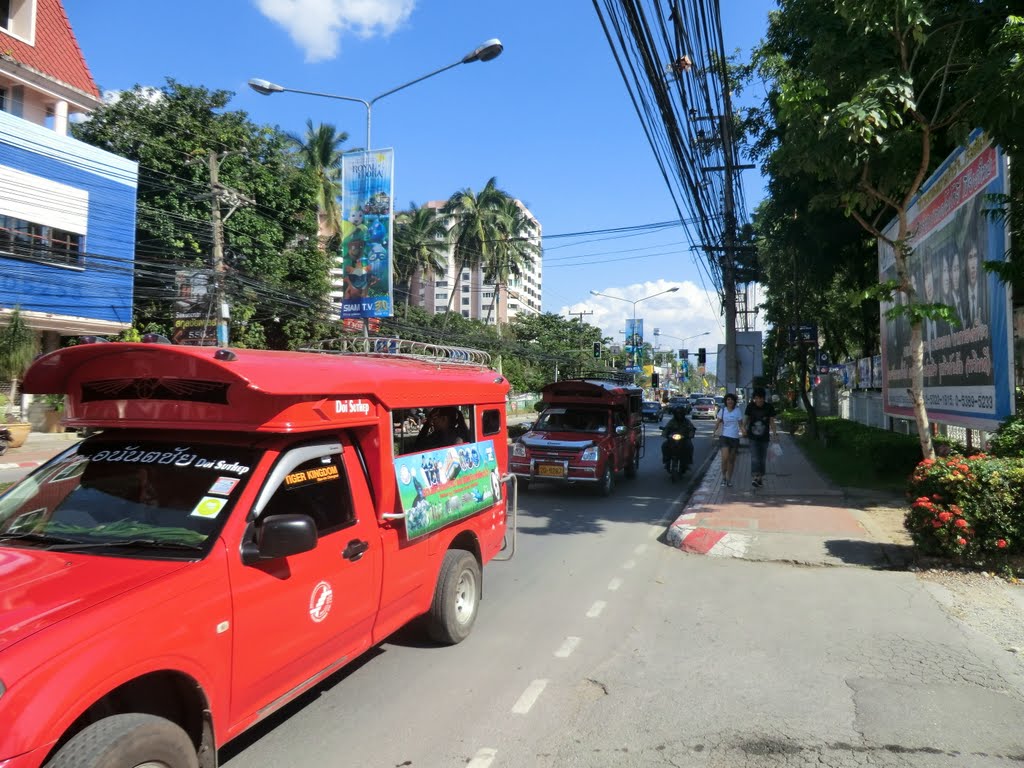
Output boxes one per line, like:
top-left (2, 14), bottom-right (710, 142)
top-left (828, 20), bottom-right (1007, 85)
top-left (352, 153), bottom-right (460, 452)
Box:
top-left (879, 131), bottom-right (1012, 430)
top-left (340, 150), bottom-right (394, 320)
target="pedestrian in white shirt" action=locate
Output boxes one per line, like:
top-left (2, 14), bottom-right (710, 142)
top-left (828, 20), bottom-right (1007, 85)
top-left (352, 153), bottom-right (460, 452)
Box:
top-left (713, 392), bottom-right (744, 487)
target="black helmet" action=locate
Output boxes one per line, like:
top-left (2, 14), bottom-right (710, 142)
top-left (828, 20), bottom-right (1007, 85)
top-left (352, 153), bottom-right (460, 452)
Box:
top-left (673, 407), bottom-right (688, 420)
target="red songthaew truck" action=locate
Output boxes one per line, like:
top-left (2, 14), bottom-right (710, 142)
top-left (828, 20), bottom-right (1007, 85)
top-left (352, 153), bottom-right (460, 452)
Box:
top-left (0, 338), bottom-right (515, 768)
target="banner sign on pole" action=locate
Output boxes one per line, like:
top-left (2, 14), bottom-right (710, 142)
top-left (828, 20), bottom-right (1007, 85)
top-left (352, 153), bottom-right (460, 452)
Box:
top-left (341, 149), bottom-right (394, 320)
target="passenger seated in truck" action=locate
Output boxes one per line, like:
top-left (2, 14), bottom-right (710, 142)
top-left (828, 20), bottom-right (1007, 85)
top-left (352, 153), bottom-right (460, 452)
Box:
top-left (415, 407), bottom-right (468, 451)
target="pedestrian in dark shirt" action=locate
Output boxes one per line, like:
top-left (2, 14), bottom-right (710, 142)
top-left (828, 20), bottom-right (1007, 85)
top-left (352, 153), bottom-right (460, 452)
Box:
top-left (742, 387), bottom-right (777, 488)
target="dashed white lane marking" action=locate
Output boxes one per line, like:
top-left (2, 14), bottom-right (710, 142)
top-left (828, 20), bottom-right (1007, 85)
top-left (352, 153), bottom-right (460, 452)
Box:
top-left (634, 543), bottom-right (647, 555)
top-left (623, 559), bottom-right (636, 569)
top-left (608, 577), bottom-right (623, 591)
top-left (466, 747), bottom-right (498, 767)
top-left (555, 636), bottom-right (581, 658)
top-left (512, 679), bottom-right (549, 714)
top-left (586, 600), bottom-right (606, 618)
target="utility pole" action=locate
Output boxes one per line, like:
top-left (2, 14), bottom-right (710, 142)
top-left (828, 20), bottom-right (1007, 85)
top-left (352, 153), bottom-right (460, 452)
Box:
top-left (566, 310), bottom-right (594, 323)
top-left (195, 150), bottom-right (254, 347)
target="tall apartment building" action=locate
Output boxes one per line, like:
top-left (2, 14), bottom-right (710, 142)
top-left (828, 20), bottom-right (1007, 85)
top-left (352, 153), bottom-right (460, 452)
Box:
top-left (0, 0), bottom-right (138, 352)
top-left (406, 199), bottom-right (543, 325)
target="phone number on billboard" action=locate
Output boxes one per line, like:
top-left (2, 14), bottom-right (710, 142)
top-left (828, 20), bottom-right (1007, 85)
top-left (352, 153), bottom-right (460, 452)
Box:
top-left (925, 393), bottom-right (994, 411)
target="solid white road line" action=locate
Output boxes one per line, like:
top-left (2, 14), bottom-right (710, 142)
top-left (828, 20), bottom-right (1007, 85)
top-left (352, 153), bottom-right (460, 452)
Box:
top-left (466, 747), bottom-right (498, 768)
top-left (586, 600), bottom-right (606, 618)
top-left (512, 679), bottom-right (549, 714)
top-left (607, 577), bottom-right (623, 591)
top-left (555, 636), bottom-right (581, 658)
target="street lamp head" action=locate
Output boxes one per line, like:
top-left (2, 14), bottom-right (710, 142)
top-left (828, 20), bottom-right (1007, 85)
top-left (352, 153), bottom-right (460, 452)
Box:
top-left (248, 78), bottom-right (284, 96)
top-left (667, 287), bottom-right (680, 293)
top-left (463, 38), bottom-right (504, 64)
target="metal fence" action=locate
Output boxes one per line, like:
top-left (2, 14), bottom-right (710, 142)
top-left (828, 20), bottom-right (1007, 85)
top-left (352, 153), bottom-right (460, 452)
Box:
top-left (837, 390), bottom-right (989, 449)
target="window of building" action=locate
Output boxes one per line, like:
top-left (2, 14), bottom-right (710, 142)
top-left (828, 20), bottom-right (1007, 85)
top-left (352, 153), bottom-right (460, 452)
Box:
top-left (0, 215), bottom-right (85, 268)
top-left (462, 271), bottom-right (470, 279)
top-left (462, 310), bottom-right (470, 317)
top-left (435, 280), bottom-right (448, 287)
top-left (435, 292), bottom-right (448, 301)
top-left (482, 292), bottom-right (493, 299)
top-left (461, 297), bottom-right (470, 306)
top-left (461, 284), bottom-right (469, 293)
top-left (0, 0), bottom-right (36, 43)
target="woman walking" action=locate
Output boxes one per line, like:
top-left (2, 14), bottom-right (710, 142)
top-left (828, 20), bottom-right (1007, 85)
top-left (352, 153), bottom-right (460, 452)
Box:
top-left (713, 393), bottom-right (744, 487)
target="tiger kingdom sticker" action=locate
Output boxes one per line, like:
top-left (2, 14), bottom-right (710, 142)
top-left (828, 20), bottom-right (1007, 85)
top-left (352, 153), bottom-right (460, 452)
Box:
top-left (190, 496), bottom-right (227, 519)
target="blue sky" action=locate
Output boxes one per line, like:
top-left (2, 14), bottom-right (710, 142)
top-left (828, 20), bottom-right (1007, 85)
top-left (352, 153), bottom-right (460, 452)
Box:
top-left (64, 0), bottom-right (776, 354)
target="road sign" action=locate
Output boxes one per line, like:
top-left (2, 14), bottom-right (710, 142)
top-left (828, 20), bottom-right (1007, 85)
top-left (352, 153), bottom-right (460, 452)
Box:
top-left (788, 324), bottom-right (818, 344)
top-left (817, 350), bottom-right (830, 366)
top-left (624, 365), bottom-right (642, 374)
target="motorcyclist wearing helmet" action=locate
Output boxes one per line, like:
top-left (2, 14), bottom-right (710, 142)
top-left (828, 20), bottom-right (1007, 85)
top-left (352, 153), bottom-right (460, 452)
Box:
top-left (661, 406), bottom-right (696, 470)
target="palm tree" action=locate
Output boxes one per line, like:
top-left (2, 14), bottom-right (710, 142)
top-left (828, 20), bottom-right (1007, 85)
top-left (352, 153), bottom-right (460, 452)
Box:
top-left (440, 177), bottom-right (508, 316)
top-left (393, 203), bottom-right (449, 316)
top-left (0, 307), bottom-right (39, 419)
top-left (484, 198), bottom-right (542, 324)
top-left (287, 120), bottom-right (348, 241)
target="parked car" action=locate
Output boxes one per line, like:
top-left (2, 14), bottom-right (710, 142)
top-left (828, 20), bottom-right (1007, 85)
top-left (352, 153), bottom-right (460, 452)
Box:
top-left (666, 396), bottom-right (691, 415)
top-left (692, 397), bottom-right (717, 419)
top-left (642, 400), bottom-right (663, 422)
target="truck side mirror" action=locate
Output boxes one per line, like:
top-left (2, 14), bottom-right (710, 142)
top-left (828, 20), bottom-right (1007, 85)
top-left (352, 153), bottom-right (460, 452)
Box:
top-left (242, 514), bottom-right (318, 565)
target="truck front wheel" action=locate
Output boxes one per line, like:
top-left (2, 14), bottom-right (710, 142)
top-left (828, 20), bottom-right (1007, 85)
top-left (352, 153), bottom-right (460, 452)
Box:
top-left (427, 549), bottom-right (481, 644)
top-left (46, 713), bottom-right (197, 768)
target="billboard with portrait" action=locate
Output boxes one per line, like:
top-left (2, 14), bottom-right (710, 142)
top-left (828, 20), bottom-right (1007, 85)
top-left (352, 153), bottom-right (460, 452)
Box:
top-left (879, 131), bottom-right (1012, 430)
top-left (340, 150), bottom-right (394, 320)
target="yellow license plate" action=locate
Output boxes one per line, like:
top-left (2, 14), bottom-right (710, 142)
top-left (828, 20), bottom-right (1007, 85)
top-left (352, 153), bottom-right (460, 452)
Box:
top-left (537, 464), bottom-right (565, 478)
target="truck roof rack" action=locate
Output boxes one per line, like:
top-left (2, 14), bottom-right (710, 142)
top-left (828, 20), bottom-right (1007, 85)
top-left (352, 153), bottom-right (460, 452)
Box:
top-left (575, 370), bottom-right (637, 385)
top-left (302, 337), bottom-right (492, 367)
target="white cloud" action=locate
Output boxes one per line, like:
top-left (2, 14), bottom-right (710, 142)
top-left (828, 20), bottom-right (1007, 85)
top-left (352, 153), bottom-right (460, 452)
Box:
top-left (560, 279), bottom-right (724, 354)
top-left (255, 0), bottom-right (415, 62)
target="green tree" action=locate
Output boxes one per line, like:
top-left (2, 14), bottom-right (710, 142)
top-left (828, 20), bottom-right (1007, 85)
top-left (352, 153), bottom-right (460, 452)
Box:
top-left (287, 119), bottom-right (348, 240)
top-left (484, 198), bottom-right (542, 324)
top-left (753, 0), bottom-right (1021, 459)
top-left (0, 308), bottom-right (39, 417)
top-left (441, 177), bottom-right (508, 315)
top-left (393, 203), bottom-right (449, 315)
top-left (73, 80), bottom-right (334, 350)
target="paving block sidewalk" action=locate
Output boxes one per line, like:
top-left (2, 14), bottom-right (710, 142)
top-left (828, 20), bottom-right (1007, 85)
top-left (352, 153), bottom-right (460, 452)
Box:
top-left (665, 433), bottom-right (912, 568)
top-left (0, 431), bottom-right (82, 471)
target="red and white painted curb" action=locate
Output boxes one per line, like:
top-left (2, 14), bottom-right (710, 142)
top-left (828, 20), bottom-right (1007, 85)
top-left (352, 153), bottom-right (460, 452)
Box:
top-left (667, 514), bottom-right (750, 557)
top-left (0, 460), bottom-right (43, 471)
top-left (665, 458), bottom-right (751, 557)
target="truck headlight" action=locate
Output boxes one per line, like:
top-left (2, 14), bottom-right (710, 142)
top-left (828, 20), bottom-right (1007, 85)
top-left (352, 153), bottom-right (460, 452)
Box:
top-left (512, 442), bottom-right (527, 458)
top-left (581, 446), bottom-right (600, 462)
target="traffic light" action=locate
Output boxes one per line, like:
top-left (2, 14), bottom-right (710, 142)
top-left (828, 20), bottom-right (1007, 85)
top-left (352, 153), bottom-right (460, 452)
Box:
top-left (593, 342), bottom-right (601, 359)
top-left (679, 348), bottom-right (688, 359)
top-left (697, 347), bottom-right (706, 365)
top-left (651, 372), bottom-right (660, 387)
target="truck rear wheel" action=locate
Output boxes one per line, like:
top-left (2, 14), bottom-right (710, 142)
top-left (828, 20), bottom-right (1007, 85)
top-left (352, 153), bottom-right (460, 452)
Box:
top-left (45, 713), bottom-right (197, 768)
top-left (427, 549), bottom-right (481, 644)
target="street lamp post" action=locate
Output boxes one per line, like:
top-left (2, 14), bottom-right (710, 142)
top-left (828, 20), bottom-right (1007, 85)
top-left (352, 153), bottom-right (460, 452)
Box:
top-left (249, 38), bottom-right (503, 152)
top-left (590, 287), bottom-right (679, 378)
top-left (249, 39), bottom-right (503, 339)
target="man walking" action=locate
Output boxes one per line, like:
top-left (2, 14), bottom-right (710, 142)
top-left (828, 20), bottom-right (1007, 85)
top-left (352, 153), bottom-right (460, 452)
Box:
top-left (743, 387), bottom-right (778, 488)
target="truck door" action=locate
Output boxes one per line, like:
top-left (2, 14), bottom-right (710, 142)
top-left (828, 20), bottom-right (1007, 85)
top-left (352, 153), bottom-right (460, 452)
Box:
top-left (227, 436), bottom-right (381, 725)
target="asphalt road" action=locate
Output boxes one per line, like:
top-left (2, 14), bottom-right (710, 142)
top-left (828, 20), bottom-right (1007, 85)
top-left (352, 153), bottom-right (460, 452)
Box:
top-left (216, 419), bottom-right (1024, 766)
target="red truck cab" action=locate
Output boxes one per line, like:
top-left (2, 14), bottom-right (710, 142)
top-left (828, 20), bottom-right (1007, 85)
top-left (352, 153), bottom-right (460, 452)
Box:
top-left (0, 338), bottom-right (514, 768)
top-left (509, 378), bottom-right (644, 496)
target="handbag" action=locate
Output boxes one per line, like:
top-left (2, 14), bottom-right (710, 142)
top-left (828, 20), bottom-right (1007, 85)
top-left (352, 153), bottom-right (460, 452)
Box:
top-left (769, 441), bottom-right (783, 460)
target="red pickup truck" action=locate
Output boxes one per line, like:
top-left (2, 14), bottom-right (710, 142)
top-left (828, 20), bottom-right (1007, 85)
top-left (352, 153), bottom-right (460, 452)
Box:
top-left (509, 378), bottom-right (644, 496)
top-left (0, 338), bottom-right (514, 768)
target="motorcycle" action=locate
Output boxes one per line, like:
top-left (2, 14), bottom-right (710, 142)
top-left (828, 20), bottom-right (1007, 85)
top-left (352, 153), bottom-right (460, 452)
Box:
top-left (0, 427), bottom-right (11, 457)
top-left (662, 430), bottom-right (692, 482)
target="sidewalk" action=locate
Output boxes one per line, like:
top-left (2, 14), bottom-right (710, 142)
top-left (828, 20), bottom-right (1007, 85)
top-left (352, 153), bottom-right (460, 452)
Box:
top-left (0, 430), bottom-right (82, 471)
top-left (665, 432), bottom-right (914, 568)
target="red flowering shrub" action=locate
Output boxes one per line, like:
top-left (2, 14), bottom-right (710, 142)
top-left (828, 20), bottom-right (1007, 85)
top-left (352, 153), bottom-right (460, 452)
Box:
top-left (905, 453), bottom-right (1024, 560)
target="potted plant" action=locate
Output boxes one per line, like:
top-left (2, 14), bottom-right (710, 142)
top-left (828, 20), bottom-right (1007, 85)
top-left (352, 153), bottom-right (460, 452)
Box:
top-left (0, 307), bottom-right (40, 448)
top-left (41, 393), bottom-right (66, 433)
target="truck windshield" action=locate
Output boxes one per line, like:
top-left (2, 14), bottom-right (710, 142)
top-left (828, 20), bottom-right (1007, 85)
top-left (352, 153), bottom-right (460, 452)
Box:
top-left (0, 439), bottom-right (256, 558)
top-left (535, 408), bottom-right (608, 434)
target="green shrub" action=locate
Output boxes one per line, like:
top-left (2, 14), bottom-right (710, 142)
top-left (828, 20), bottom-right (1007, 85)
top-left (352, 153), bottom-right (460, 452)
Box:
top-left (905, 453), bottom-right (1024, 559)
top-left (987, 415), bottom-right (1024, 458)
top-left (815, 417), bottom-right (921, 474)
